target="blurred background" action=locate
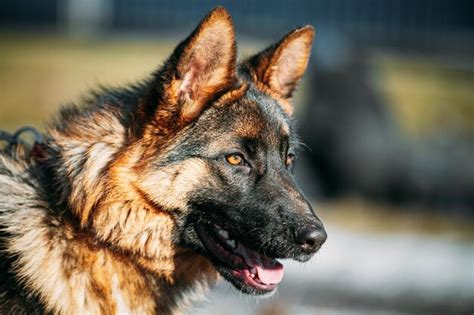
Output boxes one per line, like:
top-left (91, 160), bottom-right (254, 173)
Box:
top-left (0, 1), bottom-right (473, 314)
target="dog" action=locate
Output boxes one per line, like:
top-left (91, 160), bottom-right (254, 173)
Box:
top-left (0, 7), bottom-right (326, 315)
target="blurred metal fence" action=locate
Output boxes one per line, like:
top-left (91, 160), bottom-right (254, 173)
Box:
top-left (111, 1), bottom-right (473, 39)
top-left (1, 0), bottom-right (474, 51)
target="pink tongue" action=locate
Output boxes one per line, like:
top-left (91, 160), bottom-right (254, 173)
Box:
top-left (255, 260), bottom-right (284, 285)
top-left (236, 244), bottom-right (284, 285)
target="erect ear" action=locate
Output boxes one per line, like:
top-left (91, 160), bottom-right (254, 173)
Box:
top-left (245, 26), bottom-right (314, 114)
top-left (158, 7), bottom-right (237, 124)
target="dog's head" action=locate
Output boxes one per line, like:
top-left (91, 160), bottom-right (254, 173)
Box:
top-left (56, 7), bottom-right (326, 296)
top-left (130, 7), bottom-right (326, 295)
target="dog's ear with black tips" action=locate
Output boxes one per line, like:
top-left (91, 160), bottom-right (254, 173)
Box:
top-left (244, 26), bottom-right (314, 115)
top-left (156, 7), bottom-right (238, 126)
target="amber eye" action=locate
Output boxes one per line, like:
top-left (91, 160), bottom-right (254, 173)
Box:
top-left (225, 153), bottom-right (245, 166)
top-left (286, 153), bottom-right (296, 168)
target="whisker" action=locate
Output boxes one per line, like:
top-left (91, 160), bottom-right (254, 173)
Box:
top-left (294, 140), bottom-right (312, 153)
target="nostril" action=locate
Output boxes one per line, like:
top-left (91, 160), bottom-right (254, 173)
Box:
top-left (305, 237), bottom-right (316, 247)
top-left (296, 227), bottom-right (327, 253)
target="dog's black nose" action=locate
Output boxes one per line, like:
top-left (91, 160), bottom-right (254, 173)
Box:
top-left (296, 226), bottom-right (327, 254)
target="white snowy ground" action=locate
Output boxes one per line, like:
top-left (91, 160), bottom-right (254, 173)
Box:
top-left (192, 225), bottom-right (474, 315)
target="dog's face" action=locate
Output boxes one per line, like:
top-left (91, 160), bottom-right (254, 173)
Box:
top-left (175, 90), bottom-right (326, 295)
top-left (125, 8), bottom-right (327, 295)
top-left (64, 7), bottom-right (326, 296)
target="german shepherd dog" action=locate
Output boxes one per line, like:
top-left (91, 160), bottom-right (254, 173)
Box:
top-left (0, 7), bottom-right (326, 314)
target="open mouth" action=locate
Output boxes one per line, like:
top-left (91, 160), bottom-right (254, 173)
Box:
top-left (196, 223), bottom-right (284, 294)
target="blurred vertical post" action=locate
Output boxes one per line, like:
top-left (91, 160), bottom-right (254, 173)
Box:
top-left (58, 0), bottom-right (112, 37)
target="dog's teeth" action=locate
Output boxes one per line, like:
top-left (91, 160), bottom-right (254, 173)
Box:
top-left (227, 239), bottom-right (236, 248)
top-left (218, 229), bottom-right (229, 239)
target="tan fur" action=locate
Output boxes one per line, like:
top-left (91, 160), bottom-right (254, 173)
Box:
top-left (48, 108), bottom-right (126, 226)
top-left (263, 27), bottom-right (314, 98)
top-left (0, 154), bottom-right (216, 314)
top-left (0, 11), bottom-right (226, 311)
top-left (244, 26), bottom-right (314, 115)
top-left (154, 7), bottom-right (238, 133)
top-left (0, 7), bottom-right (315, 314)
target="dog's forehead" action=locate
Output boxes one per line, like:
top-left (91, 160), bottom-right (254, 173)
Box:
top-left (248, 87), bottom-right (290, 130)
top-left (223, 87), bottom-right (292, 145)
top-left (189, 86), bottom-right (295, 156)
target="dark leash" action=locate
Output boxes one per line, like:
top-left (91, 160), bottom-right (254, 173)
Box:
top-left (0, 126), bottom-right (48, 163)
